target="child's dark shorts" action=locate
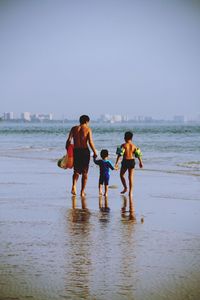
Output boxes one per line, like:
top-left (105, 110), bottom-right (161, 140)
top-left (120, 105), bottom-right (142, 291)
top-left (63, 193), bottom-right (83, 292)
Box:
top-left (121, 159), bottom-right (135, 170)
top-left (99, 174), bottom-right (110, 186)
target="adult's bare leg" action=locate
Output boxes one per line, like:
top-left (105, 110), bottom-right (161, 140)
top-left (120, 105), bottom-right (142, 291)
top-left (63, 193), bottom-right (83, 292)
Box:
top-left (81, 171), bottom-right (88, 197)
top-left (71, 171), bottom-right (79, 195)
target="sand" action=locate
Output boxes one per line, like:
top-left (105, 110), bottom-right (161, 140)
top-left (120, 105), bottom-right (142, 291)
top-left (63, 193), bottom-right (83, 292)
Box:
top-left (0, 156), bottom-right (200, 299)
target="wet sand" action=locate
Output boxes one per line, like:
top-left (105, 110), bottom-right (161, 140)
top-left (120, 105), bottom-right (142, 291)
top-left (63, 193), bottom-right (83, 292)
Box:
top-left (0, 156), bottom-right (200, 299)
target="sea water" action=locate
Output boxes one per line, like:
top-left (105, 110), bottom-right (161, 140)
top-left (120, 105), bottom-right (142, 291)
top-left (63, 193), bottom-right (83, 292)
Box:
top-left (0, 122), bottom-right (200, 176)
top-left (0, 122), bottom-right (200, 300)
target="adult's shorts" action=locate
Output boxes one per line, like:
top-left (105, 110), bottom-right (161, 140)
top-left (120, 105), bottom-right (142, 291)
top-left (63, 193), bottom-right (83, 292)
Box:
top-left (73, 148), bottom-right (90, 174)
top-left (121, 159), bottom-right (135, 170)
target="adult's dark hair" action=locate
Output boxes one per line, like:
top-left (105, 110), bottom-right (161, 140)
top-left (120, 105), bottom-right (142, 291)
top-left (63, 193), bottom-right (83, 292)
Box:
top-left (79, 115), bottom-right (90, 125)
top-left (124, 131), bottom-right (133, 141)
top-left (100, 149), bottom-right (109, 159)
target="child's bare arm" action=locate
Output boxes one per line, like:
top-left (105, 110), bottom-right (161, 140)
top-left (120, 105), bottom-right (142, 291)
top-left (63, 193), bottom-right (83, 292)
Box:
top-left (138, 157), bottom-right (143, 168)
top-left (115, 155), bottom-right (121, 168)
top-left (134, 147), bottom-right (143, 168)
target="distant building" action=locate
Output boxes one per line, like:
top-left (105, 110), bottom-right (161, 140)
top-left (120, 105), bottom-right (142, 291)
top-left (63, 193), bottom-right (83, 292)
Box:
top-left (136, 116), bottom-right (145, 122)
top-left (31, 113), bottom-right (53, 122)
top-left (144, 116), bottom-right (153, 122)
top-left (3, 112), bottom-right (14, 120)
top-left (99, 114), bottom-right (112, 122)
top-left (122, 115), bottom-right (129, 122)
top-left (99, 114), bottom-right (128, 123)
top-left (173, 115), bottom-right (185, 123)
top-left (112, 115), bottom-right (122, 122)
top-left (21, 112), bottom-right (31, 121)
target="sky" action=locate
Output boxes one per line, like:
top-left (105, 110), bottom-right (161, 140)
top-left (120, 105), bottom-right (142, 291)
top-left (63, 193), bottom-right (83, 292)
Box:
top-left (0, 0), bottom-right (200, 120)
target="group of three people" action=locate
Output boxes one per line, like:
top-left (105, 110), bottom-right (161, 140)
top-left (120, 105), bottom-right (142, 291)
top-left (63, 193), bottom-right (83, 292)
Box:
top-left (66, 115), bottom-right (143, 197)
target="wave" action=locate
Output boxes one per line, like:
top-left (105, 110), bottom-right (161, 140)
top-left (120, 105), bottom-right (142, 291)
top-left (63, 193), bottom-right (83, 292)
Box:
top-left (0, 146), bottom-right (58, 153)
top-left (0, 123), bottom-right (200, 136)
top-left (143, 168), bottom-right (200, 177)
top-left (177, 161), bottom-right (200, 171)
top-left (15, 146), bottom-right (55, 152)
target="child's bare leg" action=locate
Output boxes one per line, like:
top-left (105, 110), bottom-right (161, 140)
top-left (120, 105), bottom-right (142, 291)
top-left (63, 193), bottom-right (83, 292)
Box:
top-left (104, 185), bottom-right (108, 197)
top-left (99, 184), bottom-right (103, 195)
top-left (120, 168), bottom-right (127, 194)
top-left (128, 169), bottom-right (134, 196)
top-left (71, 172), bottom-right (79, 195)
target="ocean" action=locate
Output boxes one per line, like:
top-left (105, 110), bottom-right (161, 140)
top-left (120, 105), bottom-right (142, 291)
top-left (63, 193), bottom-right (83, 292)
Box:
top-left (0, 122), bottom-right (200, 177)
top-left (0, 122), bottom-right (200, 300)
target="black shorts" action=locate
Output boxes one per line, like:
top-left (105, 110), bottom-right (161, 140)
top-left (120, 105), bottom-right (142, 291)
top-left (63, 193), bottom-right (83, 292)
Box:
top-left (121, 159), bottom-right (135, 170)
top-left (73, 148), bottom-right (90, 174)
top-left (99, 174), bottom-right (110, 186)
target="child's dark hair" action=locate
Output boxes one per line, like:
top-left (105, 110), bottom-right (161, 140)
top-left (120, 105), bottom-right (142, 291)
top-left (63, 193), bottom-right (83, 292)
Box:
top-left (124, 131), bottom-right (133, 141)
top-left (100, 149), bottom-right (109, 159)
top-left (79, 115), bottom-right (90, 124)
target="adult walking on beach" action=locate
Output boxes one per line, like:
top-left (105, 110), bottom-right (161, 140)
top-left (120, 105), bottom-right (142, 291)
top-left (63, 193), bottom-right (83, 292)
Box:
top-left (66, 115), bottom-right (97, 197)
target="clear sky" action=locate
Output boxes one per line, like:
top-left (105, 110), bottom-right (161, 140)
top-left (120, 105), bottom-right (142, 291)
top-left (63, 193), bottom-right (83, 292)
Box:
top-left (0, 0), bottom-right (200, 119)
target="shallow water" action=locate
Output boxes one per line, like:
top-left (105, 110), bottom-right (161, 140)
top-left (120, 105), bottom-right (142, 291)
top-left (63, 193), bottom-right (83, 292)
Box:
top-left (0, 122), bottom-right (200, 299)
top-left (0, 122), bottom-right (200, 177)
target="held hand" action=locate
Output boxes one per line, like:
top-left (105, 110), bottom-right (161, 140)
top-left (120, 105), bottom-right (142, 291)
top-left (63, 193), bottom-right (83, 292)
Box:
top-left (93, 152), bottom-right (97, 159)
top-left (115, 164), bottom-right (119, 170)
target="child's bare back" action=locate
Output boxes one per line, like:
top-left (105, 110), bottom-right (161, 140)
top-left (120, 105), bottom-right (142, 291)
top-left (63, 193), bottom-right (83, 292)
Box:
top-left (121, 141), bottom-right (136, 160)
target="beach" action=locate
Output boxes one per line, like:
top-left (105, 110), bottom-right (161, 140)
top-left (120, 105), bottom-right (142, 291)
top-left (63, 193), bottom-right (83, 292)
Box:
top-left (0, 122), bottom-right (200, 299)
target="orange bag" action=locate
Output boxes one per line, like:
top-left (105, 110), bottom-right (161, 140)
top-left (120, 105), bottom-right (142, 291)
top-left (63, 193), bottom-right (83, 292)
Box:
top-left (57, 144), bottom-right (74, 169)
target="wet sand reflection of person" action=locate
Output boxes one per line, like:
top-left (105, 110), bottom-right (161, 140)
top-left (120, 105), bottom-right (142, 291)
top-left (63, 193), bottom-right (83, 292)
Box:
top-left (121, 195), bottom-right (136, 222)
top-left (64, 195), bottom-right (92, 298)
top-left (99, 195), bottom-right (111, 226)
top-left (71, 195), bottom-right (90, 223)
top-left (99, 195), bottom-right (110, 212)
top-left (117, 194), bottom-right (137, 299)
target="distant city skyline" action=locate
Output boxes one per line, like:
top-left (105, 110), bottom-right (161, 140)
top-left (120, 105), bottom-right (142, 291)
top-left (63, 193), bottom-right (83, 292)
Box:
top-left (1, 1), bottom-right (200, 119)
top-left (1, 109), bottom-right (200, 121)
top-left (1, 110), bottom-right (200, 123)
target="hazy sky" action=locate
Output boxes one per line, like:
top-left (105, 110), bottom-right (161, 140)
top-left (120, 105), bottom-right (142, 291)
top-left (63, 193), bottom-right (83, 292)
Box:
top-left (0, 0), bottom-right (200, 119)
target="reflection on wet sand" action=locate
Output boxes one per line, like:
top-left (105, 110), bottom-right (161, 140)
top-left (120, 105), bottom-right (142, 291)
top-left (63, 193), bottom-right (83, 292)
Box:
top-left (99, 195), bottom-right (111, 225)
top-left (71, 195), bottom-right (90, 223)
top-left (64, 195), bottom-right (91, 299)
top-left (121, 195), bottom-right (137, 222)
top-left (99, 195), bottom-right (110, 213)
top-left (118, 208), bottom-right (137, 299)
